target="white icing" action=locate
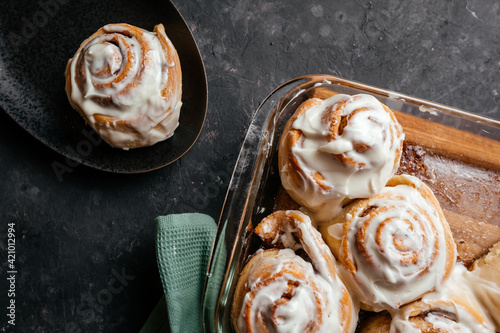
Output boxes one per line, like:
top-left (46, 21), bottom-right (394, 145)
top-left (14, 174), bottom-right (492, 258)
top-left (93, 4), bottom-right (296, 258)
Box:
top-left (239, 250), bottom-right (330, 333)
top-left (280, 94), bottom-right (403, 222)
top-left (419, 105), bottom-right (439, 116)
top-left (467, 263), bottom-right (500, 331)
top-left (331, 175), bottom-right (456, 310)
top-left (390, 264), bottom-right (495, 333)
top-left (327, 222), bottom-right (343, 240)
top-left (67, 24), bottom-right (182, 149)
top-left (238, 211), bottom-right (357, 333)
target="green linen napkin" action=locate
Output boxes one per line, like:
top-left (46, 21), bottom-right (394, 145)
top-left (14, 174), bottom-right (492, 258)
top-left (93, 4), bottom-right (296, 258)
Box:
top-left (140, 213), bottom-right (217, 333)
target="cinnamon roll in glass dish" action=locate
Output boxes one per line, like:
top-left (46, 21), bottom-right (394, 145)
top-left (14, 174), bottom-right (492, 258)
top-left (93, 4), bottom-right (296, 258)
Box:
top-left (469, 241), bottom-right (500, 331)
top-left (65, 23), bottom-right (182, 149)
top-left (358, 265), bottom-right (495, 333)
top-left (278, 93), bottom-right (404, 223)
top-left (390, 264), bottom-right (495, 333)
top-left (231, 210), bottom-right (358, 333)
top-left (319, 175), bottom-right (457, 311)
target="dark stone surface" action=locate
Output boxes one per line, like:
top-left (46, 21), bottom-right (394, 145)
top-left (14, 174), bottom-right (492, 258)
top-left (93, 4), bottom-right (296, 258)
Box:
top-left (0, 0), bottom-right (207, 173)
top-left (1, 0), bottom-right (499, 332)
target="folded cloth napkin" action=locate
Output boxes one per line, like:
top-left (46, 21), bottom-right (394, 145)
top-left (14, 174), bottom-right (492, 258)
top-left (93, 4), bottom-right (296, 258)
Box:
top-left (140, 213), bottom-right (217, 333)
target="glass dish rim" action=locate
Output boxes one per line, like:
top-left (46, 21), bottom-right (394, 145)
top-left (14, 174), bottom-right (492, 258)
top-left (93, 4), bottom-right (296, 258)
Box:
top-left (200, 74), bottom-right (500, 333)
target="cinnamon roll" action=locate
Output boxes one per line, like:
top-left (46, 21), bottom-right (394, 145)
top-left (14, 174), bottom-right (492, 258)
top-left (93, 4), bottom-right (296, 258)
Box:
top-left (278, 94), bottom-right (404, 223)
top-left (469, 242), bottom-right (500, 331)
top-left (390, 264), bottom-right (495, 333)
top-left (231, 210), bottom-right (357, 333)
top-left (319, 175), bottom-right (457, 311)
top-left (65, 23), bottom-right (182, 149)
top-left (357, 265), bottom-right (495, 332)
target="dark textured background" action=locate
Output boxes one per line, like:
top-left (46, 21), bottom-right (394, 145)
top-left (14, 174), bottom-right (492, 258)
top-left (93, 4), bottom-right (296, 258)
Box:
top-left (1, 0), bottom-right (499, 332)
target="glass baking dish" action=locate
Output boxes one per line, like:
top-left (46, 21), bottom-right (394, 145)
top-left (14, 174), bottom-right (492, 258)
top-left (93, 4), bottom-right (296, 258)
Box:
top-left (200, 75), bottom-right (500, 333)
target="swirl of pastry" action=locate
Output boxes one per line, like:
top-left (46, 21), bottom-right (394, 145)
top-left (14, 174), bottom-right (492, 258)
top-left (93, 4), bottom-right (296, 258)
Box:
top-left (319, 175), bottom-right (457, 311)
top-left (469, 242), bottom-right (500, 331)
top-left (231, 210), bottom-right (357, 333)
top-left (390, 265), bottom-right (495, 333)
top-left (65, 23), bottom-right (182, 149)
top-left (278, 94), bottom-right (404, 223)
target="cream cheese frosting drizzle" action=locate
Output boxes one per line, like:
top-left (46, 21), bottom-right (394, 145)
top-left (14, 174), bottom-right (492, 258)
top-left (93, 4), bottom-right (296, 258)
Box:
top-left (468, 242), bottom-right (500, 331)
top-left (236, 211), bottom-right (357, 333)
top-left (238, 249), bottom-right (341, 333)
top-left (280, 93), bottom-right (403, 223)
top-left (390, 264), bottom-right (495, 333)
top-left (325, 175), bottom-right (456, 310)
top-left (67, 23), bottom-right (182, 149)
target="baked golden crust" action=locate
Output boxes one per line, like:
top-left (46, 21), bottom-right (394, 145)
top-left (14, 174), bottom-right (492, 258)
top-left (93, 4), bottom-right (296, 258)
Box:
top-left (278, 94), bottom-right (404, 221)
top-left (231, 210), bottom-right (357, 333)
top-left (470, 242), bottom-right (500, 331)
top-left (391, 289), bottom-right (495, 333)
top-left (65, 23), bottom-right (182, 149)
top-left (278, 97), bottom-right (326, 201)
top-left (319, 175), bottom-right (456, 311)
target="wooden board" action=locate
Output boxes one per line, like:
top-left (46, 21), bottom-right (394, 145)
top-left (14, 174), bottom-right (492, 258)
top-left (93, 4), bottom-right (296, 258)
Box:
top-left (396, 111), bottom-right (500, 171)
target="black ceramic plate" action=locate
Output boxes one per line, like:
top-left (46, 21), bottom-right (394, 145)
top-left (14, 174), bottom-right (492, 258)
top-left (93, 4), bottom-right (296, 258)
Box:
top-left (0, 0), bottom-right (207, 173)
